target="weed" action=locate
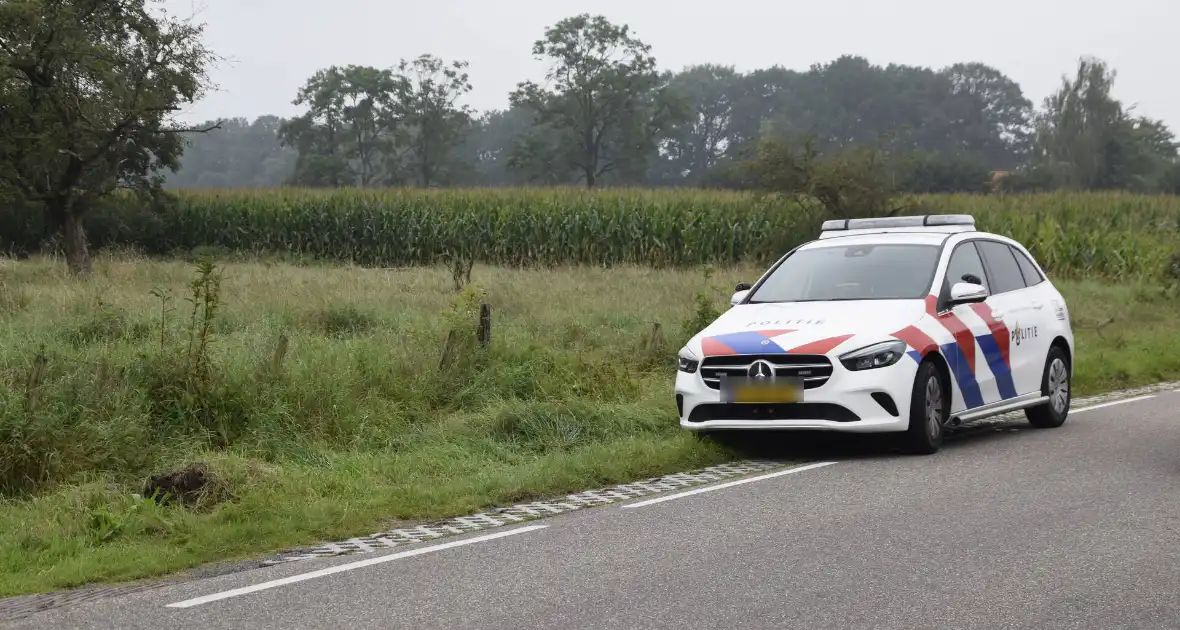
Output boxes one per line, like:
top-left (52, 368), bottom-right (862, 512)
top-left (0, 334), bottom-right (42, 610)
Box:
top-left (681, 264), bottom-right (726, 344)
top-left (438, 283), bottom-right (489, 370)
top-left (185, 256), bottom-right (222, 378)
top-left (149, 286), bottom-right (174, 349)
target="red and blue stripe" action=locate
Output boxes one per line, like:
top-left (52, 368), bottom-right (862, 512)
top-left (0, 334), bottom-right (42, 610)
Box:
top-left (969, 303), bottom-right (1016, 400)
top-left (701, 329), bottom-right (795, 356)
top-left (890, 295), bottom-right (1017, 408)
top-left (701, 330), bottom-right (856, 357)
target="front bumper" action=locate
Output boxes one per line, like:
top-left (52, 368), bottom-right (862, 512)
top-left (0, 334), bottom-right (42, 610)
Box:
top-left (675, 357), bottom-right (919, 433)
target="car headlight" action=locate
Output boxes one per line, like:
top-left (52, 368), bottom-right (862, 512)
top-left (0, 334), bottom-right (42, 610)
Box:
top-left (676, 349), bottom-right (700, 373)
top-left (838, 340), bottom-right (906, 371)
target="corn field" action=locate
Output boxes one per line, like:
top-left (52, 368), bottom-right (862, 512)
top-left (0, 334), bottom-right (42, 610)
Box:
top-left (2, 188), bottom-right (1179, 279)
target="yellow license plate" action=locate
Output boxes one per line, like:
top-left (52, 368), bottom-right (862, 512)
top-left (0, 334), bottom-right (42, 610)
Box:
top-left (725, 379), bottom-right (803, 403)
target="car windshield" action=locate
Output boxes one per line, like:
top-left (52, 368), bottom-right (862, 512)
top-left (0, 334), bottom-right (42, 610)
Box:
top-left (748, 243), bottom-right (940, 303)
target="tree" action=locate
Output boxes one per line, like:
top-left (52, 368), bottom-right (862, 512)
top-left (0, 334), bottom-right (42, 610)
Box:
top-left (278, 65), bottom-right (401, 187)
top-left (1034, 57), bottom-right (1123, 189)
top-left (0, 0), bottom-right (216, 275)
top-left (1160, 160), bottom-right (1180, 194)
top-left (654, 64), bottom-right (741, 184)
top-left (938, 62), bottom-right (1034, 169)
top-left (719, 58), bottom-right (1032, 175)
top-left (889, 150), bottom-right (993, 194)
top-left (1032, 57), bottom-right (1177, 190)
top-left (1122, 115), bottom-right (1179, 191)
top-left (504, 119), bottom-right (578, 185)
top-left (741, 135), bottom-right (897, 219)
top-left (166, 115), bottom-right (296, 188)
top-left (393, 55), bottom-right (474, 187)
top-left (725, 66), bottom-right (800, 155)
top-left (453, 106), bottom-right (556, 186)
top-left (509, 14), bottom-right (669, 187)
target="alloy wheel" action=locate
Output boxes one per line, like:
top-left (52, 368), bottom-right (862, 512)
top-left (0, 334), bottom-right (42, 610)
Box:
top-left (925, 375), bottom-right (944, 439)
top-left (1049, 358), bottom-right (1069, 414)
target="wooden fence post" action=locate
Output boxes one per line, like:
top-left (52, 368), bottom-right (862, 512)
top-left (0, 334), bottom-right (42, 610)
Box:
top-left (438, 330), bottom-right (460, 369)
top-left (478, 303), bottom-right (492, 347)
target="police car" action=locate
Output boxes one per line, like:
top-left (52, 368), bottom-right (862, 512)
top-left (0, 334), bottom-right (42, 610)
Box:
top-left (674, 214), bottom-right (1074, 454)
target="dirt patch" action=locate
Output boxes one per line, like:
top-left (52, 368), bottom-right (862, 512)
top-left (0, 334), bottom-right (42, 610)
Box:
top-left (143, 462), bottom-right (226, 507)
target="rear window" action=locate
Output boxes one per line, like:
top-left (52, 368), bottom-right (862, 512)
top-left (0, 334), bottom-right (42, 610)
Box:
top-left (976, 240), bottom-right (1027, 294)
top-left (748, 243), bottom-right (940, 303)
top-left (1012, 247), bottom-right (1045, 285)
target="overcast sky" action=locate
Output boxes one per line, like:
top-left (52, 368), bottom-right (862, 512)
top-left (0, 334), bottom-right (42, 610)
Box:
top-left (164, 0), bottom-right (1179, 129)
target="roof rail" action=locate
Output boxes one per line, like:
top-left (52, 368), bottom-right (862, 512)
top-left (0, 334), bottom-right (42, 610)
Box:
top-left (817, 215), bottom-right (976, 239)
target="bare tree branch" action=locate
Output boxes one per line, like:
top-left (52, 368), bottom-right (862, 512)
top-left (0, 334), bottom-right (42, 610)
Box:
top-left (165, 123), bottom-right (220, 134)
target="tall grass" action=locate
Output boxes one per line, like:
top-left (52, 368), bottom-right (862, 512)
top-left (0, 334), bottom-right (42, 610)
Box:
top-left (2, 253), bottom-right (1180, 595)
top-left (3, 189), bottom-right (1179, 280)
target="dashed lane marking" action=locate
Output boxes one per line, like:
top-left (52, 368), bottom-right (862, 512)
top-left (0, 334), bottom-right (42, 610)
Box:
top-left (1071, 395), bottom-right (1156, 414)
top-left (166, 525), bottom-right (549, 609)
top-left (260, 460), bottom-right (787, 564)
top-left (621, 461), bottom-right (838, 509)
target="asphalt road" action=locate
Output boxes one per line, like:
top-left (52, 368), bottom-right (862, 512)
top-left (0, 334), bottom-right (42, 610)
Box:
top-left (8, 392), bottom-right (1180, 630)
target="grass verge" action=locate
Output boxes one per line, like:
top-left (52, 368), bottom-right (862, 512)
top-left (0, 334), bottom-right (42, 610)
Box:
top-left (1, 254), bottom-right (1179, 596)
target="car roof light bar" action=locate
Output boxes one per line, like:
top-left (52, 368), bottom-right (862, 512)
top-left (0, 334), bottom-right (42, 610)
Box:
top-left (820, 214), bottom-right (975, 232)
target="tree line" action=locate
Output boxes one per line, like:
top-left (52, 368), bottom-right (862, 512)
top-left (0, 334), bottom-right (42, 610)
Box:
top-left (3, 1), bottom-right (1179, 277)
top-left (168, 14), bottom-right (1180, 195)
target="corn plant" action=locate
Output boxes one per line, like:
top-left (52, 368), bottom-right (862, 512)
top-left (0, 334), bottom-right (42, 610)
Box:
top-left (4, 188), bottom-right (1179, 281)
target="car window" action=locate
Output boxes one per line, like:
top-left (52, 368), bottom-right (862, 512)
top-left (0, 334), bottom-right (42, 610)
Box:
top-left (1011, 246), bottom-right (1044, 286)
top-left (944, 242), bottom-right (989, 293)
top-left (748, 243), bottom-right (940, 303)
top-left (976, 240), bottom-right (1027, 294)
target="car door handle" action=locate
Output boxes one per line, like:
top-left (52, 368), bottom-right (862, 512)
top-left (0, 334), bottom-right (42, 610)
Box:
top-left (991, 310), bottom-right (1004, 319)
top-left (1031, 302), bottom-right (1043, 310)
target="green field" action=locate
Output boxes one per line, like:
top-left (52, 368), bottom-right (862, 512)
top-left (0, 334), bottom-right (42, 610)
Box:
top-left (2, 190), bottom-right (1180, 597)
top-left (3, 189), bottom-right (1180, 280)
top-left (3, 251), bottom-right (1180, 596)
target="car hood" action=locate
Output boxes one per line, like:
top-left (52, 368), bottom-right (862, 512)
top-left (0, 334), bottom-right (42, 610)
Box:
top-left (686, 299), bottom-right (929, 358)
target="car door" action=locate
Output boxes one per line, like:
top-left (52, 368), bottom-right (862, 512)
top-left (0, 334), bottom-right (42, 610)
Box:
top-left (1008, 243), bottom-right (1056, 390)
top-left (975, 239), bottom-right (1043, 397)
top-left (939, 241), bottom-right (999, 408)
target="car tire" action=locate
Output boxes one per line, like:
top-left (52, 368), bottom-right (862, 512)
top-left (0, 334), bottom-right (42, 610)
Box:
top-left (901, 359), bottom-right (948, 455)
top-left (1026, 345), bottom-right (1071, 428)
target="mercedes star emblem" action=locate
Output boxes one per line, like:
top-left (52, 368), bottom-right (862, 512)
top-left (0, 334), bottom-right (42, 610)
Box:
top-left (748, 360), bottom-right (774, 380)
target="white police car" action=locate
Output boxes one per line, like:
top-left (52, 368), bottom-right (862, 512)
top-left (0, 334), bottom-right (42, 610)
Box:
top-left (674, 215), bottom-right (1074, 454)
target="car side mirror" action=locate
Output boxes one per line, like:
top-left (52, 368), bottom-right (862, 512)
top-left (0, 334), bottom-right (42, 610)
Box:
top-left (947, 282), bottom-right (988, 306)
top-left (730, 282), bottom-right (752, 306)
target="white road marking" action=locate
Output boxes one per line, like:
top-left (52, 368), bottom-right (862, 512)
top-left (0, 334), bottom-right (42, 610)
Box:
top-left (621, 461), bottom-right (838, 509)
top-left (1071, 395), bottom-right (1156, 414)
top-left (165, 525), bottom-right (548, 609)
top-left (157, 391), bottom-right (1165, 609)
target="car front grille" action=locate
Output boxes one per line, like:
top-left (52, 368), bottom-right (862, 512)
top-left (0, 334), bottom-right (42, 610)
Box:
top-left (699, 354), bottom-right (833, 390)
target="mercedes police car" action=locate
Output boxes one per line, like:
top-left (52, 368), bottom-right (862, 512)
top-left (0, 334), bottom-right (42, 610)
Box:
top-left (674, 215), bottom-right (1074, 454)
